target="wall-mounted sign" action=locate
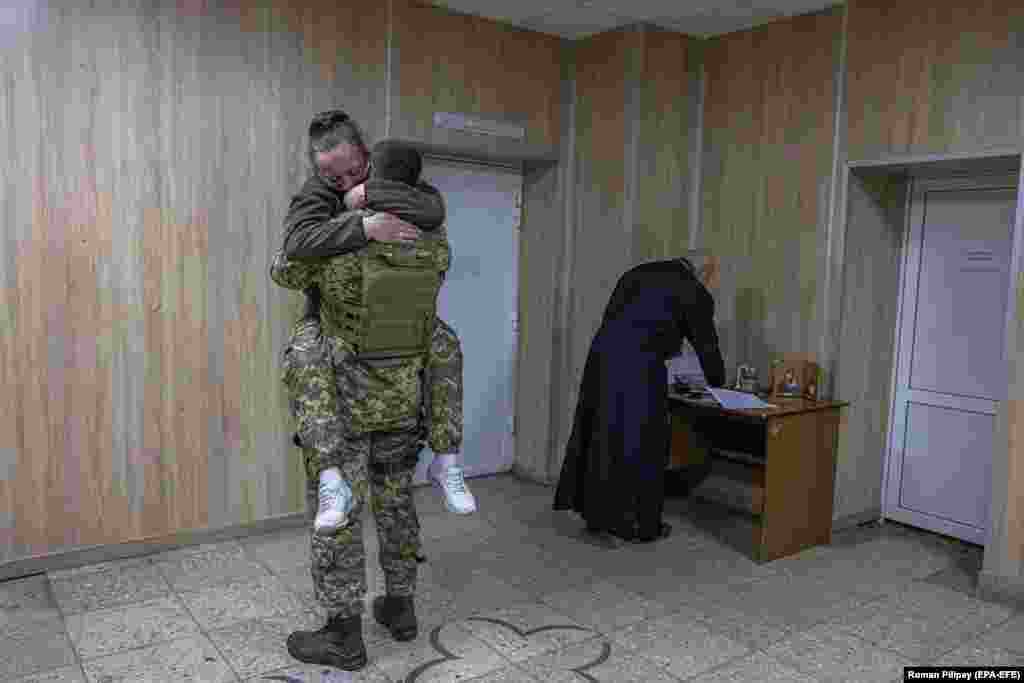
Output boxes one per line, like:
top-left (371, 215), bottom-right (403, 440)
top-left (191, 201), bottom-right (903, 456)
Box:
top-left (433, 111), bottom-right (526, 140)
top-left (960, 246), bottom-right (1001, 272)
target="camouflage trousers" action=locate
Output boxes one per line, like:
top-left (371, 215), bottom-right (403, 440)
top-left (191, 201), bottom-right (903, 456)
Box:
top-left (304, 429), bottom-right (422, 619)
top-left (281, 315), bottom-right (464, 475)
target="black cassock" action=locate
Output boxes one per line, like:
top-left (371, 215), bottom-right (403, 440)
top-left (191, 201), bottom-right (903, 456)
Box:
top-left (553, 259), bottom-right (726, 542)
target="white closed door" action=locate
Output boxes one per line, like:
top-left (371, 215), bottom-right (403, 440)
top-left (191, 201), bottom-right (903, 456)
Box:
top-left (412, 157), bottom-right (521, 484)
top-left (884, 174), bottom-right (1018, 545)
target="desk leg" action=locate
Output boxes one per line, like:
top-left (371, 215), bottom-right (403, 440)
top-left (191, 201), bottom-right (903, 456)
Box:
top-left (759, 409), bottom-right (840, 562)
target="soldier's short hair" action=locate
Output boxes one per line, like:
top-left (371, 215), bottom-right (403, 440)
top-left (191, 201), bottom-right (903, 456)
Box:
top-left (306, 110), bottom-right (369, 171)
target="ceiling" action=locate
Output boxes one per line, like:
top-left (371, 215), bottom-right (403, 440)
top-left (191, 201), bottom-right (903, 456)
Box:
top-left (427, 0), bottom-right (840, 40)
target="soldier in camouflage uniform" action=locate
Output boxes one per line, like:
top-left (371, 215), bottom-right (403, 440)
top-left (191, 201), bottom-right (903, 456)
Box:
top-left (270, 111), bottom-right (460, 671)
top-left (295, 140), bottom-right (475, 538)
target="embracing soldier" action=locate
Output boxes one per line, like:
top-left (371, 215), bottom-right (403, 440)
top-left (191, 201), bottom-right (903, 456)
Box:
top-left (269, 110), bottom-right (475, 670)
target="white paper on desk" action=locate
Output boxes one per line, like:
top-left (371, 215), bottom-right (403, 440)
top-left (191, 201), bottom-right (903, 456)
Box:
top-left (707, 388), bottom-right (777, 410)
top-left (666, 339), bottom-right (708, 388)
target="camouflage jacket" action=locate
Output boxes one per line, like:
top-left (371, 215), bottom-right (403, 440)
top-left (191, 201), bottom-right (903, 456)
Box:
top-left (270, 173), bottom-right (447, 434)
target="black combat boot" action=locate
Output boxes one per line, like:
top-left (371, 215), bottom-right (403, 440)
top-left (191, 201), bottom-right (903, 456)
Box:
top-left (286, 613), bottom-right (367, 671)
top-left (372, 594), bottom-right (418, 641)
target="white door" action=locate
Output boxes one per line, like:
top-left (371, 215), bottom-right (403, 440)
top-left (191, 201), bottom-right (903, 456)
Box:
top-left (883, 174), bottom-right (1018, 545)
top-left (412, 157), bottom-right (521, 484)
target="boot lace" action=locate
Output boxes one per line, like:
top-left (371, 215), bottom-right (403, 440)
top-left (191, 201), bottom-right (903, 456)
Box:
top-left (318, 481), bottom-right (343, 513)
top-left (445, 466), bottom-right (467, 494)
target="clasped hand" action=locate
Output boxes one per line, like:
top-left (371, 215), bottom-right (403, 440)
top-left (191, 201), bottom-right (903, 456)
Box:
top-left (344, 183), bottom-right (421, 244)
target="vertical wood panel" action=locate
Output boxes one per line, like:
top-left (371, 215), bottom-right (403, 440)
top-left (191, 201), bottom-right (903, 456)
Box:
top-left (515, 161), bottom-right (563, 483)
top-left (833, 173), bottom-right (907, 522)
top-left (0, 0), bottom-right (387, 565)
top-left (557, 29), bottom-right (632, 462)
top-left (700, 8), bottom-right (841, 387)
top-left (390, 0), bottom-right (562, 153)
top-left (846, 0), bottom-right (1024, 161)
top-left (633, 29), bottom-right (697, 262)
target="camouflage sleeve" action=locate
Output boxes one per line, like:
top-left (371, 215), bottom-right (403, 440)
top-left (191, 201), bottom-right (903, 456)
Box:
top-left (269, 248), bottom-right (321, 291)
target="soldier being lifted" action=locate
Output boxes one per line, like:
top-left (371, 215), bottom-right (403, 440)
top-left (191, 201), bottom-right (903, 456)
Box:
top-left (269, 110), bottom-right (475, 671)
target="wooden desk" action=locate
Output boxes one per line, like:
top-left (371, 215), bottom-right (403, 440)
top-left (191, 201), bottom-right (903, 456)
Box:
top-left (667, 393), bottom-right (848, 562)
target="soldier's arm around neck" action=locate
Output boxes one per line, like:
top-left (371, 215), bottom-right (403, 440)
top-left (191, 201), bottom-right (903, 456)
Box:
top-left (363, 179), bottom-right (446, 232)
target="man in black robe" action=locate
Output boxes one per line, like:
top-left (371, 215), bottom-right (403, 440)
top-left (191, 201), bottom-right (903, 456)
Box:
top-left (553, 252), bottom-right (726, 543)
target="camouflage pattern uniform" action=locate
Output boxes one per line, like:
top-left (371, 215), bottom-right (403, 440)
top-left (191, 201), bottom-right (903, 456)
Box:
top-left (272, 173), bottom-right (454, 619)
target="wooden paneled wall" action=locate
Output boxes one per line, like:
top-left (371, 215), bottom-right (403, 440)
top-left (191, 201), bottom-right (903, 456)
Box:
top-left (564, 27), bottom-right (633, 442)
top-left (0, 0), bottom-right (388, 565)
top-left (389, 0), bottom-right (563, 155)
top-left (842, 0), bottom-right (1024, 589)
top-left (832, 172), bottom-right (907, 524)
top-left (846, 0), bottom-right (1024, 161)
top-left (699, 7), bottom-right (843, 389)
top-left (550, 27), bottom-right (702, 475)
top-left (985, 161), bottom-right (1024, 594)
top-left (0, 0), bottom-right (567, 569)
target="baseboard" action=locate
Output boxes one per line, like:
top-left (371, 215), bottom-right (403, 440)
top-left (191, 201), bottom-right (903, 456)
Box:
top-left (831, 507), bottom-right (882, 533)
top-left (1, 470), bottom-right (539, 581)
top-left (510, 463), bottom-right (555, 487)
top-left (0, 512), bottom-right (309, 582)
top-left (978, 571), bottom-right (1024, 609)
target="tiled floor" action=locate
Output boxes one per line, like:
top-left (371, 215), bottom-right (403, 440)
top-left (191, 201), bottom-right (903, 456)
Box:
top-left (3, 473), bottom-right (1023, 682)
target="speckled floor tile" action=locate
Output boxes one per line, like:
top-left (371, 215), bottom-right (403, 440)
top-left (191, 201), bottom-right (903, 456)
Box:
top-left (463, 665), bottom-right (542, 682)
top-left (242, 661), bottom-right (392, 682)
top-left (418, 508), bottom-right (498, 542)
top-left (688, 602), bottom-right (800, 651)
top-left (608, 608), bottom-right (750, 680)
top-left (688, 571), bottom-right (872, 635)
top-left (152, 540), bottom-right (270, 592)
top-left (438, 571), bottom-right (536, 618)
top-left (761, 623), bottom-right (914, 683)
top-left (466, 545), bottom-right (598, 599)
top-left (65, 594), bottom-right (199, 660)
top-left (538, 579), bottom-right (673, 634)
top-left (827, 583), bottom-right (1015, 661)
top-left (10, 665), bottom-right (87, 683)
top-left (47, 557), bottom-right (171, 615)
top-left (693, 651), bottom-right (817, 683)
top-left (370, 619), bottom-right (508, 683)
top-left (963, 613), bottom-right (1024, 653)
top-left (178, 574), bottom-right (309, 631)
top-left (931, 642), bottom-right (1024, 667)
top-left (456, 601), bottom-right (600, 664)
top-left (80, 634), bottom-right (235, 683)
top-left (206, 611), bottom-right (327, 680)
top-left (0, 574), bottom-right (62, 625)
top-left (241, 529), bottom-right (312, 574)
top-left (603, 543), bottom-right (779, 607)
top-left (0, 616), bottom-right (78, 679)
top-left (517, 637), bottom-right (679, 682)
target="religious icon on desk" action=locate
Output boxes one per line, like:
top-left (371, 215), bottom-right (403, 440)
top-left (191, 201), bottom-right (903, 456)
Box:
top-left (781, 369), bottom-right (801, 396)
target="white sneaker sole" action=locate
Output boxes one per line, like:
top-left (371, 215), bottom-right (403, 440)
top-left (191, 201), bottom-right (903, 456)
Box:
top-left (313, 518), bottom-right (348, 535)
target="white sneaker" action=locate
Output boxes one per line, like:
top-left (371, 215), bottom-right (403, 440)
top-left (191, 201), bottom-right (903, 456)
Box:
top-left (429, 464), bottom-right (477, 515)
top-left (314, 468), bottom-right (353, 535)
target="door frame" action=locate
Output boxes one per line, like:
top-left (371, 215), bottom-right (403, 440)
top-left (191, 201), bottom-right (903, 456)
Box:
top-left (415, 154), bottom-right (523, 482)
top-left (881, 172), bottom-right (1021, 544)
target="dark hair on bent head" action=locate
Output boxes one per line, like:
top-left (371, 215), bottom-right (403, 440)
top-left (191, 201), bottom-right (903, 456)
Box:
top-left (370, 140), bottom-right (423, 186)
top-left (306, 109), bottom-right (369, 171)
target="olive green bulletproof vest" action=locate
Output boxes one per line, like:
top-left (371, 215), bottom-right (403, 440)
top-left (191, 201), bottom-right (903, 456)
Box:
top-left (319, 229), bottom-right (450, 361)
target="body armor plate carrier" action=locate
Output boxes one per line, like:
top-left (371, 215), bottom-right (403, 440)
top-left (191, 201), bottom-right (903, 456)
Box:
top-left (319, 233), bottom-right (450, 361)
